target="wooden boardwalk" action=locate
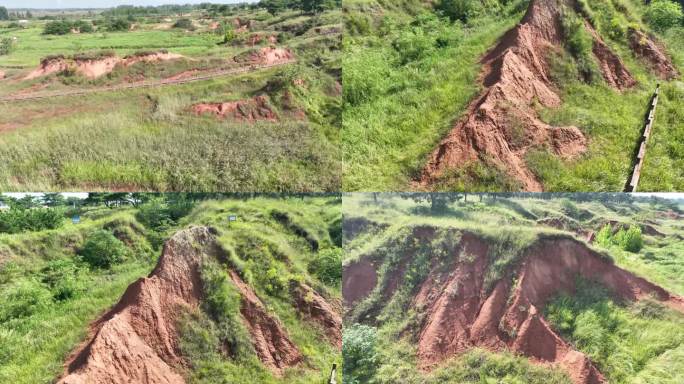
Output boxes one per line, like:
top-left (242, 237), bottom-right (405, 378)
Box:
top-left (627, 85), bottom-right (660, 192)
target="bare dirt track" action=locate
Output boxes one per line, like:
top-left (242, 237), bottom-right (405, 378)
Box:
top-left (0, 60), bottom-right (295, 103)
top-left (344, 231), bottom-right (684, 384)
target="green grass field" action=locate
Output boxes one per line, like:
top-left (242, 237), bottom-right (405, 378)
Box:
top-left (0, 7), bottom-right (342, 191)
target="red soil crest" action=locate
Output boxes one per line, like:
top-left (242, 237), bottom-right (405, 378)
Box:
top-left (238, 47), bottom-right (295, 65)
top-left (23, 51), bottom-right (184, 80)
top-left (58, 226), bottom-right (216, 384)
top-left (190, 95), bottom-right (278, 122)
top-left (227, 270), bottom-right (302, 375)
top-left (629, 28), bottom-right (680, 80)
top-left (290, 281), bottom-right (343, 348)
top-left (350, 230), bottom-right (684, 384)
top-left (419, 0), bottom-right (637, 191)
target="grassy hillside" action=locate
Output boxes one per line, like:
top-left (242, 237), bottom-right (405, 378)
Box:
top-left (0, 6), bottom-right (341, 191)
top-left (343, 0), bottom-right (684, 191)
top-left (0, 194), bottom-right (342, 383)
top-left (343, 193), bottom-right (684, 383)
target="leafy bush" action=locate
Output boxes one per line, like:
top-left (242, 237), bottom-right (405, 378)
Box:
top-left (614, 226), bottom-right (643, 253)
top-left (595, 224), bottom-right (643, 253)
top-left (40, 258), bottom-right (86, 301)
top-left (562, 11), bottom-right (599, 82)
top-left (0, 279), bottom-right (52, 322)
top-left (308, 247), bottom-right (342, 285)
top-left (436, 0), bottom-right (482, 23)
top-left (0, 208), bottom-right (64, 234)
top-left (645, 0), bottom-right (683, 32)
top-left (78, 230), bottom-right (128, 268)
top-left (0, 37), bottom-right (14, 56)
top-left (199, 261), bottom-right (253, 359)
top-left (43, 19), bottom-right (94, 35)
top-left (392, 27), bottom-right (435, 64)
top-left (136, 198), bottom-right (172, 230)
top-left (106, 18), bottom-right (131, 31)
top-left (173, 18), bottom-right (195, 30)
top-left (596, 224), bottom-right (613, 247)
top-left (343, 323), bottom-right (379, 384)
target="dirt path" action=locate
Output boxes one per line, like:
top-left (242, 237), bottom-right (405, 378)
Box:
top-left (0, 60), bottom-right (295, 102)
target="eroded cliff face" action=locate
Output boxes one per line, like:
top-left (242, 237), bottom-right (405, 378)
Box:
top-left (345, 230), bottom-right (684, 384)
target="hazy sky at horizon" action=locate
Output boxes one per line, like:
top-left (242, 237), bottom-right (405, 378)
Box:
top-left (1, 0), bottom-right (256, 9)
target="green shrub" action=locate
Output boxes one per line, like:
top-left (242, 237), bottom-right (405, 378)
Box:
top-left (106, 18), bottom-right (131, 31)
top-left (436, 0), bottom-right (482, 23)
top-left (308, 247), bottom-right (342, 285)
top-left (343, 323), bottom-right (379, 384)
top-left (645, 0), bottom-right (683, 32)
top-left (199, 261), bottom-right (253, 359)
top-left (173, 18), bottom-right (195, 30)
top-left (0, 208), bottom-right (64, 234)
top-left (40, 258), bottom-right (86, 301)
top-left (562, 11), bottom-right (599, 82)
top-left (0, 37), bottom-right (14, 56)
top-left (136, 198), bottom-right (172, 230)
top-left (596, 224), bottom-right (613, 247)
top-left (392, 27), bottom-right (435, 64)
top-left (79, 230), bottom-right (128, 268)
top-left (0, 279), bottom-right (52, 322)
top-left (614, 226), bottom-right (643, 253)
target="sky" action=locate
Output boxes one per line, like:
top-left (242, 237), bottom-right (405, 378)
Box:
top-left (2, 0), bottom-right (256, 9)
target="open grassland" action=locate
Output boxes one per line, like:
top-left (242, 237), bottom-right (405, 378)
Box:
top-left (0, 7), bottom-right (342, 191)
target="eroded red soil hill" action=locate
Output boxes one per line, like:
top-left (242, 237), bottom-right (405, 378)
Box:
top-left (419, 0), bottom-right (640, 191)
top-left (346, 230), bottom-right (684, 384)
top-left (629, 28), bottom-right (680, 80)
top-left (190, 95), bottom-right (278, 122)
top-left (58, 226), bottom-right (339, 383)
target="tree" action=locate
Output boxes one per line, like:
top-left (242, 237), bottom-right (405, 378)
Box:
top-left (0, 7), bottom-right (8, 21)
top-left (400, 192), bottom-right (462, 214)
top-left (645, 0), bottom-right (683, 32)
top-left (261, 0), bottom-right (287, 15)
top-left (0, 37), bottom-right (14, 56)
top-left (436, 0), bottom-right (482, 23)
top-left (42, 193), bottom-right (66, 207)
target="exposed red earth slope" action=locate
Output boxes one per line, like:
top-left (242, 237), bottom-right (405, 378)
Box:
top-left (419, 0), bottom-right (642, 191)
top-left (344, 229), bottom-right (684, 384)
top-left (23, 51), bottom-right (184, 80)
top-left (190, 95), bottom-right (278, 122)
top-left (59, 226), bottom-right (340, 383)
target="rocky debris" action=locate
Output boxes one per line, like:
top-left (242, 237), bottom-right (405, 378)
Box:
top-left (629, 28), bottom-right (679, 80)
top-left (190, 95), bottom-right (278, 122)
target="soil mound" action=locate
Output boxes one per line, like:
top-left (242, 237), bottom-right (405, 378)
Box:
top-left (59, 226), bottom-right (310, 382)
top-left (24, 57), bottom-right (69, 80)
top-left (58, 226), bottom-right (217, 384)
top-left (586, 23), bottom-right (636, 90)
top-left (629, 28), bottom-right (679, 80)
top-left (236, 47), bottom-right (295, 65)
top-left (23, 51), bottom-right (184, 80)
top-left (356, 231), bottom-right (684, 384)
top-left (227, 270), bottom-right (302, 375)
top-left (419, 0), bottom-right (635, 191)
top-left (290, 281), bottom-right (343, 348)
top-left (190, 95), bottom-right (278, 122)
